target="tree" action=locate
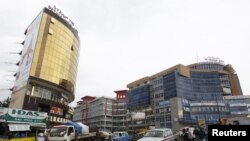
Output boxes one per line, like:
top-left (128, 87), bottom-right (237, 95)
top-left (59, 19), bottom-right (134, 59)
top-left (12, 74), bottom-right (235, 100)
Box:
top-left (0, 97), bottom-right (10, 107)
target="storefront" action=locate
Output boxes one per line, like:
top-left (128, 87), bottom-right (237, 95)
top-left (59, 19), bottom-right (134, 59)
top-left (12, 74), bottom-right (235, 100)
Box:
top-left (0, 107), bottom-right (47, 141)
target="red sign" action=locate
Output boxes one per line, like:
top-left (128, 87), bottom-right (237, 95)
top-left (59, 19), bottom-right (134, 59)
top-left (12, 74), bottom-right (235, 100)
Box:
top-left (50, 107), bottom-right (63, 115)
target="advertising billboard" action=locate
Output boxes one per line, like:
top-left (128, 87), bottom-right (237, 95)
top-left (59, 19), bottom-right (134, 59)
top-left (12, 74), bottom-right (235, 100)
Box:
top-left (0, 107), bottom-right (8, 122)
top-left (131, 111), bottom-right (145, 125)
top-left (159, 100), bottom-right (170, 107)
top-left (50, 106), bottom-right (63, 115)
top-left (13, 11), bottom-right (43, 92)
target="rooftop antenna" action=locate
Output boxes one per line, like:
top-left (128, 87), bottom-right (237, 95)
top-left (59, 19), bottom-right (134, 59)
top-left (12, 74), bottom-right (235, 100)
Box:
top-left (196, 51), bottom-right (200, 63)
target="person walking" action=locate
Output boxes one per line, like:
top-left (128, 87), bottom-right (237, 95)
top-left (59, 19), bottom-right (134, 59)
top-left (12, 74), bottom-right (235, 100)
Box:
top-left (96, 128), bottom-right (101, 141)
top-left (198, 128), bottom-right (206, 141)
top-left (109, 131), bottom-right (114, 141)
top-left (193, 127), bottom-right (200, 141)
top-left (118, 133), bottom-right (122, 141)
top-left (181, 128), bottom-right (189, 141)
top-left (132, 131), bottom-right (139, 141)
top-left (186, 128), bottom-right (194, 141)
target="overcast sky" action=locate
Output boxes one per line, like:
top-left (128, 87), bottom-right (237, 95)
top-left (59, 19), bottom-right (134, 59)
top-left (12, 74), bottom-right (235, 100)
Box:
top-left (1, 0), bottom-right (250, 106)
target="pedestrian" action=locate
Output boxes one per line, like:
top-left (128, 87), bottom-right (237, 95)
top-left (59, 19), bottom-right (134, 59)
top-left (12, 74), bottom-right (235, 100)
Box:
top-left (109, 131), bottom-right (114, 141)
top-left (181, 128), bottom-right (189, 141)
top-left (37, 130), bottom-right (45, 141)
top-left (180, 128), bottom-right (185, 141)
top-left (198, 128), bottom-right (206, 141)
top-left (186, 128), bottom-right (193, 141)
top-left (193, 127), bottom-right (200, 141)
top-left (133, 131), bottom-right (138, 140)
top-left (96, 128), bottom-right (101, 141)
top-left (118, 133), bottom-right (122, 141)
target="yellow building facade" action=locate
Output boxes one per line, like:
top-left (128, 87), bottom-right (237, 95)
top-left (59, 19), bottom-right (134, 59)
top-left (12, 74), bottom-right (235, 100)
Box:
top-left (9, 6), bottom-right (80, 124)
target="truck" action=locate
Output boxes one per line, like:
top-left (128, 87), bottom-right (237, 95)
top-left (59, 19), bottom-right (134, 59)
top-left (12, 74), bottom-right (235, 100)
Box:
top-left (48, 122), bottom-right (99, 141)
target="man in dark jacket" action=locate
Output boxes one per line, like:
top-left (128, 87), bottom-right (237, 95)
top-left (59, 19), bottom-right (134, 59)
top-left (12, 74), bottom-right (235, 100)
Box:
top-left (198, 128), bottom-right (206, 141)
top-left (181, 128), bottom-right (190, 141)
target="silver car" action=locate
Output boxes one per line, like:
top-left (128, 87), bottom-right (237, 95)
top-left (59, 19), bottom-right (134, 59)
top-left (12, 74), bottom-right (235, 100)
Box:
top-left (138, 128), bottom-right (176, 141)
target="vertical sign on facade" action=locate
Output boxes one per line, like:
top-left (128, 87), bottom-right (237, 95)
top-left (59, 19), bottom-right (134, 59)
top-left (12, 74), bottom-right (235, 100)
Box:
top-left (13, 12), bottom-right (43, 92)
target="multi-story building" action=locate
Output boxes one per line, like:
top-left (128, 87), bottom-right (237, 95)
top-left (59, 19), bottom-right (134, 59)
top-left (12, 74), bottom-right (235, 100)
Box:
top-left (73, 101), bottom-right (84, 123)
top-left (224, 95), bottom-right (250, 117)
top-left (73, 96), bottom-right (96, 124)
top-left (87, 96), bottom-right (114, 132)
top-left (80, 96), bottom-right (96, 124)
top-left (73, 91), bottom-right (128, 132)
top-left (9, 6), bottom-right (80, 125)
top-left (187, 99), bottom-right (229, 124)
top-left (127, 60), bottom-right (243, 132)
top-left (126, 83), bottom-right (153, 131)
top-left (112, 90), bottom-right (127, 131)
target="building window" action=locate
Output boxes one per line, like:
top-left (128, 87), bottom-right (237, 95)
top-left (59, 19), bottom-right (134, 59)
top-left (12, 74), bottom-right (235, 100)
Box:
top-left (51, 18), bottom-right (55, 24)
top-left (48, 28), bottom-right (53, 35)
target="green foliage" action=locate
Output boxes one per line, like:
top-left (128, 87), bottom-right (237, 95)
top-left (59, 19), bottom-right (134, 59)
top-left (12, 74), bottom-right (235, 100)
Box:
top-left (0, 97), bottom-right (10, 107)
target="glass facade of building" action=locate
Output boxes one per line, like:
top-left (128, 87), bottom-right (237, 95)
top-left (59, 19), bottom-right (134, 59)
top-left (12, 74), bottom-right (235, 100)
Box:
top-left (127, 84), bottom-right (150, 109)
top-left (163, 72), bottom-right (177, 100)
top-left (227, 99), bottom-right (249, 116)
top-left (188, 100), bottom-right (229, 124)
top-left (29, 11), bottom-right (80, 101)
top-left (176, 71), bottom-right (223, 101)
top-left (127, 62), bottom-right (243, 131)
top-left (10, 7), bottom-right (80, 124)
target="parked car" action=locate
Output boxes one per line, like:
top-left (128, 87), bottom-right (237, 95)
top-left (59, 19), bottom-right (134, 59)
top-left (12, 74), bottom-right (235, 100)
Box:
top-left (138, 128), bottom-right (177, 141)
top-left (113, 131), bottom-right (131, 141)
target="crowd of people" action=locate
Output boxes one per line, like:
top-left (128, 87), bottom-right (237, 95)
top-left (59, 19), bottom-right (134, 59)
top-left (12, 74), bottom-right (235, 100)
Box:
top-left (180, 127), bottom-right (206, 141)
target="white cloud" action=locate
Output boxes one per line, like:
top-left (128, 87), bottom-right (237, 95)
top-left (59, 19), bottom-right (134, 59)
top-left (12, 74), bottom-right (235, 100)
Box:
top-left (1, 0), bottom-right (250, 107)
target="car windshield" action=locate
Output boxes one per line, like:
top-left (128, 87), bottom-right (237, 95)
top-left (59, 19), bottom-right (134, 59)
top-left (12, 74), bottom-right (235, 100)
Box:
top-left (144, 130), bottom-right (163, 137)
top-left (50, 127), bottom-right (67, 137)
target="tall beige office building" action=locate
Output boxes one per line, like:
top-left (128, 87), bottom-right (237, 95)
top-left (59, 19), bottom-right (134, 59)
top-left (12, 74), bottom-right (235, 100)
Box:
top-left (9, 6), bottom-right (80, 124)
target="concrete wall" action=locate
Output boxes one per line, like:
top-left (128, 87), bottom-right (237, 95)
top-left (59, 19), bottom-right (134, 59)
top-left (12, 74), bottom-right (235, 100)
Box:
top-left (9, 87), bottom-right (26, 109)
top-left (170, 97), bottom-right (183, 133)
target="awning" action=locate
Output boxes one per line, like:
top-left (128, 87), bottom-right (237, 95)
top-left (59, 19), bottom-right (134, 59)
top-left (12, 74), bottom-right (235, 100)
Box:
top-left (8, 124), bottom-right (30, 131)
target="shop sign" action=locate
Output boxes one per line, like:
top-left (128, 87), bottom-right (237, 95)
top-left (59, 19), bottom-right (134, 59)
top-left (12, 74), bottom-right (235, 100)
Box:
top-left (0, 108), bottom-right (47, 125)
top-left (50, 106), bottom-right (63, 115)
